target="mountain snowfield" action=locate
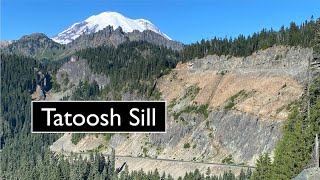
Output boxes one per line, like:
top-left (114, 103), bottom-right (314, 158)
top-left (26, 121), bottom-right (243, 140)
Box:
top-left (52, 12), bottom-right (172, 44)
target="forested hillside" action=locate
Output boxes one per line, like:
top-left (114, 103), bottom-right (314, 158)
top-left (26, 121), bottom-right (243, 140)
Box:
top-left (0, 53), bottom-right (244, 180)
top-left (182, 18), bottom-right (316, 60)
top-left (0, 54), bottom-right (59, 178)
top-left (76, 41), bottom-right (180, 99)
top-left (1, 17), bottom-right (320, 179)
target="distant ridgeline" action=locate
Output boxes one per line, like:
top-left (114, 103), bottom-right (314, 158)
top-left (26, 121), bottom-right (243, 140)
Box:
top-left (0, 26), bottom-right (183, 61)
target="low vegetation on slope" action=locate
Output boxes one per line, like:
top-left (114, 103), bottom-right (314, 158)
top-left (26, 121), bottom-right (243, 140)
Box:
top-left (158, 64), bottom-right (303, 121)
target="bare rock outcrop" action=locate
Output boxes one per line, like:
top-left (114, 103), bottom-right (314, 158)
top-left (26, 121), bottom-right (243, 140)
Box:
top-left (56, 57), bottom-right (110, 88)
top-left (31, 85), bottom-right (45, 100)
top-left (51, 46), bottom-right (311, 168)
top-left (66, 26), bottom-right (183, 53)
top-left (0, 40), bottom-right (13, 48)
top-left (293, 167), bottom-right (320, 180)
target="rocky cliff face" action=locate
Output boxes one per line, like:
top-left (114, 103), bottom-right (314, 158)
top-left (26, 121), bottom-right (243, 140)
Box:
top-left (293, 167), bottom-right (320, 180)
top-left (56, 57), bottom-right (109, 88)
top-left (127, 29), bottom-right (183, 50)
top-left (144, 110), bottom-right (282, 165)
top-left (148, 46), bottom-right (309, 165)
top-left (191, 46), bottom-right (311, 71)
top-left (50, 46), bottom-right (311, 167)
top-left (46, 56), bottom-right (110, 100)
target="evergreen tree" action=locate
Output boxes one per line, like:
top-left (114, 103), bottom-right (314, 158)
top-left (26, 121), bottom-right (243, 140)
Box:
top-left (252, 153), bottom-right (272, 180)
top-left (182, 18), bottom-right (316, 61)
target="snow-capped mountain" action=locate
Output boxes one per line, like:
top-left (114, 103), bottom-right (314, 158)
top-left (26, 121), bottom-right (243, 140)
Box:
top-left (52, 12), bottom-right (171, 44)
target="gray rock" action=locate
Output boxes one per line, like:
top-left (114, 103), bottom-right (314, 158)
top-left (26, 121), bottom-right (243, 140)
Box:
top-left (208, 110), bottom-right (282, 163)
top-left (191, 46), bottom-right (313, 83)
top-left (293, 167), bottom-right (320, 180)
top-left (150, 121), bottom-right (192, 147)
top-left (66, 26), bottom-right (183, 52)
top-left (56, 57), bottom-right (109, 88)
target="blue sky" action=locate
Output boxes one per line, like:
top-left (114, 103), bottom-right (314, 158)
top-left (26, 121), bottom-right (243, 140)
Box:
top-left (1, 0), bottom-right (320, 44)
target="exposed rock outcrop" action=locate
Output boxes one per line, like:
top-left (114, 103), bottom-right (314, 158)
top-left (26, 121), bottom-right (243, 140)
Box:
top-left (66, 26), bottom-right (183, 52)
top-left (56, 57), bottom-right (110, 88)
top-left (32, 85), bottom-right (45, 100)
top-left (190, 45), bottom-right (312, 84)
top-left (293, 167), bottom-right (320, 180)
top-left (51, 46), bottom-right (311, 169)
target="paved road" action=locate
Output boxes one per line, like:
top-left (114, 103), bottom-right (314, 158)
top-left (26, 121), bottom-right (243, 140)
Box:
top-left (66, 151), bottom-right (256, 169)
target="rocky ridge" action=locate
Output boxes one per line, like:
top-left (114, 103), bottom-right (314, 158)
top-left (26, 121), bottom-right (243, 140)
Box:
top-left (2, 27), bottom-right (182, 60)
top-left (65, 26), bottom-right (183, 53)
top-left (52, 11), bottom-right (172, 44)
top-left (1, 33), bottom-right (64, 60)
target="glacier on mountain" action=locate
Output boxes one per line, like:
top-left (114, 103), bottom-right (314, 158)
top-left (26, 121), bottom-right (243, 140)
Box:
top-left (52, 12), bottom-right (171, 44)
